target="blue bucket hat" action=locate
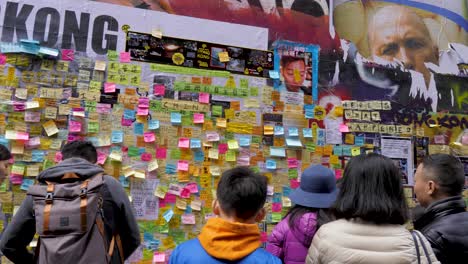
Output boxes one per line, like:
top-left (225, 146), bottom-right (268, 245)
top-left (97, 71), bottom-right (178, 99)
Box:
top-left (289, 165), bottom-right (338, 208)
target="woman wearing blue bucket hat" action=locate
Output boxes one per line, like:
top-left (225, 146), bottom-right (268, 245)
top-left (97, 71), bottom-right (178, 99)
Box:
top-left (266, 165), bottom-right (338, 264)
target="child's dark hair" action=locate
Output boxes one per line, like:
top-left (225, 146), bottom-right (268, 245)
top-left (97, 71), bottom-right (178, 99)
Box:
top-left (217, 166), bottom-right (268, 220)
top-left (0, 145), bottom-right (12, 161)
top-left (61, 141), bottom-right (98, 164)
top-left (287, 205), bottom-right (333, 231)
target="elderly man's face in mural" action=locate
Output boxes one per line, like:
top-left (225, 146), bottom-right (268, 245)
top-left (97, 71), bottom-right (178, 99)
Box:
top-left (281, 58), bottom-right (306, 93)
top-left (368, 5), bottom-right (438, 84)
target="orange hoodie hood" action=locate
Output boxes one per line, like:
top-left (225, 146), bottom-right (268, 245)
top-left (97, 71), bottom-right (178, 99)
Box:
top-left (198, 217), bottom-right (261, 261)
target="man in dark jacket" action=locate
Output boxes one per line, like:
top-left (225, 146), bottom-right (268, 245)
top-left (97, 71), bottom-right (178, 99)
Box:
top-left (413, 154), bottom-right (468, 263)
top-left (0, 141), bottom-right (140, 263)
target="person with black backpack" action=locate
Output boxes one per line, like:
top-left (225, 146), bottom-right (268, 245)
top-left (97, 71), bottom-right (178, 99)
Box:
top-left (0, 141), bottom-right (140, 263)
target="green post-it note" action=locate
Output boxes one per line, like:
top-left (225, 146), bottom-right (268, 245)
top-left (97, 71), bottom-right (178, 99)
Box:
top-left (212, 105), bottom-right (223, 117)
top-left (43, 159), bottom-right (54, 170)
top-left (142, 249), bottom-right (153, 261)
top-left (170, 149), bottom-right (181, 160)
top-left (288, 169), bottom-right (298, 179)
top-left (149, 100), bottom-right (162, 111)
top-left (272, 213), bottom-right (282, 223)
top-left (226, 150), bottom-right (236, 162)
top-left (251, 167), bottom-right (260, 174)
top-left (128, 146), bottom-right (140, 157)
top-left (250, 87), bottom-right (259, 96)
top-left (239, 78), bottom-right (249, 89)
top-left (224, 132), bottom-right (235, 141)
top-left (89, 80), bottom-right (101, 92)
top-left (88, 122), bottom-right (99, 134)
top-left (305, 142), bottom-right (316, 152)
top-left (107, 50), bottom-right (118, 61)
top-left (182, 114), bottom-right (192, 126)
top-left (252, 136), bottom-right (261, 144)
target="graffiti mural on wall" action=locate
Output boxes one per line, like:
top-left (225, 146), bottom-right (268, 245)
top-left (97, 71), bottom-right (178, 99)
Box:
top-left (98, 0), bottom-right (466, 115)
top-left (331, 0), bottom-right (467, 114)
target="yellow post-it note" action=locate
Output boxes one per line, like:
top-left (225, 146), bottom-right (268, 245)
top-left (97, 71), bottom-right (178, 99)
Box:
top-left (218, 51), bottom-right (230, 62)
top-left (228, 140), bottom-right (239, 150)
top-left (293, 68), bottom-right (301, 82)
top-left (216, 118), bottom-right (227, 128)
top-left (42, 121), bottom-right (59, 136)
top-left (148, 159), bottom-right (159, 171)
top-left (351, 147), bottom-right (361, 156)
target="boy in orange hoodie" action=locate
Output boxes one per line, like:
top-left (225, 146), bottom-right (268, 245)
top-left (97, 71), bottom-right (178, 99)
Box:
top-left (169, 167), bottom-right (281, 264)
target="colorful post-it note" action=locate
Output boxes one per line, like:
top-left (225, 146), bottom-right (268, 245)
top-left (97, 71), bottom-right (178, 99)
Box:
top-left (119, 52), bottom-right (131, 63)
top-left (193, 113), bottom-right (204, 124)
top-left (178, 138), bottom-right (190, 148)
top-left (104, 82), bottom-right (116, 93)
top-left (154, 84), bottom-right (165, 96)
top-left (199, 92), bottom-right (210, 104)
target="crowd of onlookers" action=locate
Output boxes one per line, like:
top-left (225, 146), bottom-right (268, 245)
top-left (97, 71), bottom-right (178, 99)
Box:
top-left (0, 142), bottom-right (466, 263)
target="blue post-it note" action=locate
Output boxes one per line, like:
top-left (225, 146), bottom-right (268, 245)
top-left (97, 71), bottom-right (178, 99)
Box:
top-left (274, 126), bottom-right (284, 136)
top-left (269, 70), bottom-right (280, 79)
top-left (166, 164), bottom-right (177, 174)
top-left (163, 209), bottom-right (174, 222)
top-left (148, 120), bottom-right (160, 130)
top-left (31, 150), bottom-right (45, 162)
top-left (190, 139), bottom-right (201, 149)
top-left (134, 123), bottom-right (144, 135)
top-left (288, 127), bottom-right (299, 137)
top-left (111, 131), bottom-right (124, 143)
top-left (171, 112), bottom-right (182, 125)
top-left (286, 137), bottom-right (303, 147)
top-left (333, 145), bottom-right (344, 156)
top-left (123, 109), bottom-right (136, 120)
top-left (270, 147), bottom-right (286, 157)
top-left (355, 136), bottom-right (365, 146)
top-left (266, 159), bottom-right (277, 170)
top-left (342, 146), bottom-right (352, 156)
top-left (194, 150), bottom-right (205, 162)
top-left (20, 179), bottom-right (35, 191)
top-left (303, 128), bottom-right (313, 138)
top-left (239, 136), bottom-right (251, 147)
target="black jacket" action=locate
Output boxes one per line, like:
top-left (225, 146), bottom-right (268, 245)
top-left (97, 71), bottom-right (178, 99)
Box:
top-left (0, 158), bottom-right (141, 263)
top-left (414, 196), bottom-right (468, 264)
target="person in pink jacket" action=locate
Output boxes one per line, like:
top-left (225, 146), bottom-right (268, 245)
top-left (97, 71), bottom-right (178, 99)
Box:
top-left (266, 165), bottom-right (338, 264)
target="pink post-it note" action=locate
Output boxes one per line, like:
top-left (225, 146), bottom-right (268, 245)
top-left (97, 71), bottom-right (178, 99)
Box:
top-left (180, 188), bottom-right (191, 198)
top-left (218, 143), bottom-right (228, 154)
top-left (143, 132), bottom-right (155, 142)
top-left (104, 82), bottom-right (116, 93)
top-left (287, 158), bottom-right (298, 169)
top-left (54, 152), bottom-right (63, 163)
top-left (137, 108), bottom-right (149, 116)
top-left (290, 179), bottom-right (300, 189)
top-left (178, 138), bottom-right (190, 148)
top-left (153, 252), bottom-right (166, 263)
top-left (434, 135), bottom-right (445, 144)
top-left (335, 169), bottom-right (343, 179)
top-left (0, 54), bottom-right (6, 65)
top-left (339, 123), bottom-right (349, 132)
top-left (156, 148), bottom-right (167, 159)
top-left (61, 49), bottom-right (75, 61)
top-left (119, 52), bottom-right (131, 63)
top-left (186, 182), bottom-right (199, 193)
top-left (272, 203), bottom-right (282, 212)
top-left (141, 152), bottom-right (152, 161)
top-left (69, 121), bottom-right (82, 132)
top-left (260, 232), bottom-right (268, 243)
top-left (193, 113), bottom-right (204, 124)
top-left (177, 160), bottom-right (189, 172)
top-left (97, 152), bottom-right (108, 165)
top-left (153, 84), bottom-right (165, 96)
top-left (121, 118), bottom-right (133, 127)
top-left (16, 132), bottom-right (29, 141)
top-left (199, 92), bottom-right (210, 104)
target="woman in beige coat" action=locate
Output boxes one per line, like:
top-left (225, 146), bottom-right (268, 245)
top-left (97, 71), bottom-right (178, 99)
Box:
top-left (306, 153), bottom-right (439, 264)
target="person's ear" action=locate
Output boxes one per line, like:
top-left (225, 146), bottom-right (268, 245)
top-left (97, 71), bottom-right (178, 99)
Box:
top-left (254, 208), bottom-right (266, 222)
top-left (427, 180), bottom-right (437, 195)
top-left (213, 199), bottom-right (220, 216)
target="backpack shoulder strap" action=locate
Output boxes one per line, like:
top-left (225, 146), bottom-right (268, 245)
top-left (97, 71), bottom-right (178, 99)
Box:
top-left (43, 182), bottom-right (55, 234)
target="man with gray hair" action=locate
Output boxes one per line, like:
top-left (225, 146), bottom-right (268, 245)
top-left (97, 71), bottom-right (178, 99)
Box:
top-left (368, 5), bottom-right (439, 85)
